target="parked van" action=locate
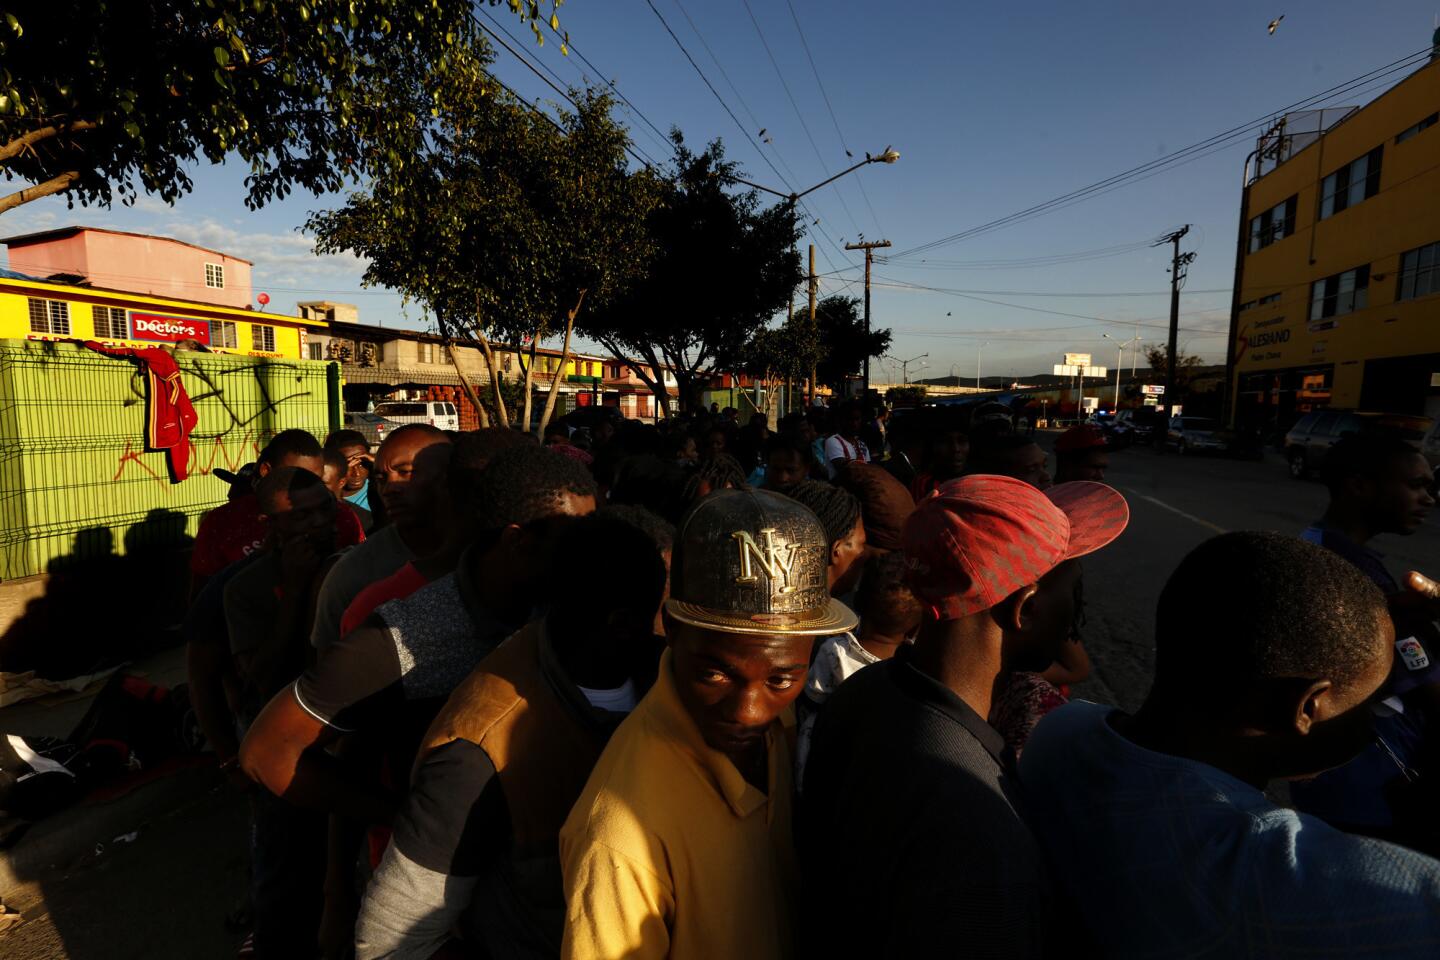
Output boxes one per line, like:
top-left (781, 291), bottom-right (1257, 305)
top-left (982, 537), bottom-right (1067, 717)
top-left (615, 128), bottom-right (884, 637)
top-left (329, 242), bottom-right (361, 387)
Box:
top-left (372, 400), bottom-right (460, 432)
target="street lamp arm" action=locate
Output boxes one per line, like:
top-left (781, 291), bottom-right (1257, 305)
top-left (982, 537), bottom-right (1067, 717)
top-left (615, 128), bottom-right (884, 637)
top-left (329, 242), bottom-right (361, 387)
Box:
top-left (718, 146), bottom-right (900, 205)
top-left (723, 174), bottom-right (795, 200)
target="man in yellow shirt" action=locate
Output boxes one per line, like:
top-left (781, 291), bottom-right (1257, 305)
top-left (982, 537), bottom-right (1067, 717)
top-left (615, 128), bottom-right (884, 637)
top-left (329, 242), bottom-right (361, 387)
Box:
top-left (560, 488), bottom-right (857, 960)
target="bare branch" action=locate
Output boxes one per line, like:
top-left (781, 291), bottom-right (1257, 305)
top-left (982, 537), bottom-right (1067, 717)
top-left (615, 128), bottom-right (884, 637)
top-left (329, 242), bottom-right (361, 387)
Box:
top-left (0, 120), bottom-right (98, 163)
top-left (0, 170), bottom-right (81, 214)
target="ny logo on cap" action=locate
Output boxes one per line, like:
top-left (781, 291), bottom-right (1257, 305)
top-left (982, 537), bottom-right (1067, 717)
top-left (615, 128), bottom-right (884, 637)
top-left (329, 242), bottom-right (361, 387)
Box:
top-left (732, 528), bottom-right (799, 595)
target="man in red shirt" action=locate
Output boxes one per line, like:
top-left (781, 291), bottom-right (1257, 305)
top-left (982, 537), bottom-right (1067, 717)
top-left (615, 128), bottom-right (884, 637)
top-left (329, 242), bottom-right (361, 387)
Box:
top-left (190, 430), bottom-right (365, 596)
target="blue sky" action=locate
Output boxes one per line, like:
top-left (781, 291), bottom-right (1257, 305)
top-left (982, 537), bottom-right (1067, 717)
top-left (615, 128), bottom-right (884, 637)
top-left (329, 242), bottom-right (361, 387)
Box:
top-left (3, 0), bottom-right (1436, 381)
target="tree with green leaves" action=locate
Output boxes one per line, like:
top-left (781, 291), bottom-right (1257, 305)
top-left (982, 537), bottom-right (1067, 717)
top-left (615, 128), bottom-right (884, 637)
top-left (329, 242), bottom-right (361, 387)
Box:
top-left (0, 1), bottom-right (559, 215)
top-left (310, 84), bottom-right (660, 436)
top-left (583, 134), bottom-right (803, 416)
top-left (1145, 344), bottom-right (1207, 393)
top-left (812, 294), bottom-right (892, 393)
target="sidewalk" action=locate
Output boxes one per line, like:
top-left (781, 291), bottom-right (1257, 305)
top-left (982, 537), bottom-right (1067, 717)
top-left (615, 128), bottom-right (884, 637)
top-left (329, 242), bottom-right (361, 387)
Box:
top-left (0, 643), bottom-right (222, 897)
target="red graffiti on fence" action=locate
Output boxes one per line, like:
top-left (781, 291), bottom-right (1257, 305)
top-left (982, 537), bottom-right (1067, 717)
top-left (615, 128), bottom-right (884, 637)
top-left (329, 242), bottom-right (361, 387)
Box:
top-left (112, 431), bottom-right (263, 487)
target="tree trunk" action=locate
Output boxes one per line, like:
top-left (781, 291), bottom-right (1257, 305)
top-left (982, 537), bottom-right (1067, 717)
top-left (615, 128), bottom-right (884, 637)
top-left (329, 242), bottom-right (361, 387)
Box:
top-left (470, 296), bottom-right (510, 428)
top-left (519, 339), bottom-right (538, 433)
top-left (446, 338), bottom-right (489, 428)
top-left (535, 289), bottom-right (586, 438)
top-left (594, 335), bottom-right (669, 423)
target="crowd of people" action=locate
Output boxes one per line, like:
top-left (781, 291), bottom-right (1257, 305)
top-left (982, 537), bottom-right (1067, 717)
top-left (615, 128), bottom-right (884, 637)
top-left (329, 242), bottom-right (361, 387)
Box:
top-left (181, 396), bottom-right (1440, 959)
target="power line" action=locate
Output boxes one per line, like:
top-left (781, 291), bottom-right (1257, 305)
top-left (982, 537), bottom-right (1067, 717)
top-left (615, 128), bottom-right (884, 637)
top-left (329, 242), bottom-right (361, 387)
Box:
top-left (738, 0), bottom-right (864, 239)
top-left (886, 238), bottom-right (1158, 268)
top-left (891, 45), bottom-right (1436, 259)
top-left (868, 276), bottom-right (1224, 334)
top-left (870, 275), bottom-right (1231, 298)
top-left (781, 0), bottom-right (885, 238)
top-left (638, 0), bottom-right (846, 273)
top-left (471, 12), bottom-right (660, 170)
top-left (522, 8), bottom-right (679, 159)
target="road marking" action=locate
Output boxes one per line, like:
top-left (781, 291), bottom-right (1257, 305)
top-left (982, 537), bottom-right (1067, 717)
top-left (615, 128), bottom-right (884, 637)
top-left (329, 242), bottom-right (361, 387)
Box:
top-left (1124, 490), bottom-right (1229, 534)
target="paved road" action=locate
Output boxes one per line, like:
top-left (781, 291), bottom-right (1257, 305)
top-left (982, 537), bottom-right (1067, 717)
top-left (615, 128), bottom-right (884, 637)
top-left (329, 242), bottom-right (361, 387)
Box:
top-left (1067, 439), bottom-right (1440, 711)
top-left (3, 439), bottom-right (1435, 957)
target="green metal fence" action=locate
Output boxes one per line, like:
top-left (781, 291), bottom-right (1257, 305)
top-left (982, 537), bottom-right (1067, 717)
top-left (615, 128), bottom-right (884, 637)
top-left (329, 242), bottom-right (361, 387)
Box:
top-left (0, 339), bottom-right (340, 580)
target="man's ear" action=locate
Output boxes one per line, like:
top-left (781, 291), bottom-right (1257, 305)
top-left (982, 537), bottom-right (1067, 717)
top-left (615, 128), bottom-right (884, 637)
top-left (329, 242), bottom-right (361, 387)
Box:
top-left (1293, 679), bottom-right (1334, 735)
top-left (998, 583), bottom-right (1040, 633)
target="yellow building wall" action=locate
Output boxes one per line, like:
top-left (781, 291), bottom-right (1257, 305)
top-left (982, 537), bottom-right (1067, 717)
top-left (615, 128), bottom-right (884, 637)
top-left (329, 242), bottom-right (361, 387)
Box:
top-left (1233, 60), bottom-right (1440, 411)
top-left (0, 281), bottom-right (317, 361)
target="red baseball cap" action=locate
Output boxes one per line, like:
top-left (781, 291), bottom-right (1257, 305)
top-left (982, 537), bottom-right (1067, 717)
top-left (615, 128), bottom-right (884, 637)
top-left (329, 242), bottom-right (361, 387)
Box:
top-left (902, 475), bottom-right (1129, 621)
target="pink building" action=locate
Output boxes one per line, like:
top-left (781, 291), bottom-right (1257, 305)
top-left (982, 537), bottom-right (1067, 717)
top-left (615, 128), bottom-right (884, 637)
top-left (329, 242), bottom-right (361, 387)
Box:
top-left (2, 226), bottom-right (254, 309)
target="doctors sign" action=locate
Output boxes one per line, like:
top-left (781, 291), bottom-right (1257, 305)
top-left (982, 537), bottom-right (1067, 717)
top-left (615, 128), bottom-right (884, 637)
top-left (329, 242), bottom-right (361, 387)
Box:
top-left (130, 313), bottom-right (211, 345)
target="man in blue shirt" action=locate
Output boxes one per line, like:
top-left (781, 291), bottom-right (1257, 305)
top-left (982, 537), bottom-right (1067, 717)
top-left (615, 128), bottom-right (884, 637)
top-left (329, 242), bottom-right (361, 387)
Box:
top-left (1023, 532), bottom-right (1440, 958)
top-left (1296, 434), bottom-right (1439, 844)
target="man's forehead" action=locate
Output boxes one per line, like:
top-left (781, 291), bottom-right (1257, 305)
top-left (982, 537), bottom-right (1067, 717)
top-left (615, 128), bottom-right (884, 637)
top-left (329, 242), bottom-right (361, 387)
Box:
top-left (692, 630), bottom-right (811, 666)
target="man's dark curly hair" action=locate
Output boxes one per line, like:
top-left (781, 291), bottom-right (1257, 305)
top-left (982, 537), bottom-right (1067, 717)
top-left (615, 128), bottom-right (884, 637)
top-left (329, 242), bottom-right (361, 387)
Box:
top-left (1155, 531), bottom-right (1388, 690)
top-left (470, 445), bottom-right (597, 531)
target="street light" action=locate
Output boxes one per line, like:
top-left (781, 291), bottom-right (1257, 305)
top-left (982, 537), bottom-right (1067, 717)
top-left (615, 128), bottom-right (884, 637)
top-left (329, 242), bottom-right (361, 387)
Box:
top-left (1103, 332), bottom-right (1140, 412)
top-left (976, 341), bottom-right (989, 392)
top-left (888, 351), bottom-right (929, 386)
top-left (723, 147), bottom-right (900, 408)
top-left (725, 146), bottom-right (901, 205)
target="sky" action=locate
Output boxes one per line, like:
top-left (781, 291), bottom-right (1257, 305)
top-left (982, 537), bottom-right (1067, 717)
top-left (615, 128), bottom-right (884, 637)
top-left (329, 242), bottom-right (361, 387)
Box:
top-left (3, 0), bottom-right (1437, 383)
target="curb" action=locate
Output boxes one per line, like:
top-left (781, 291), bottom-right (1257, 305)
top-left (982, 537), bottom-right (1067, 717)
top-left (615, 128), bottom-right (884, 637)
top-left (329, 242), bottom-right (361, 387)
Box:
top-left (0, 764), bottom-right (223, 895)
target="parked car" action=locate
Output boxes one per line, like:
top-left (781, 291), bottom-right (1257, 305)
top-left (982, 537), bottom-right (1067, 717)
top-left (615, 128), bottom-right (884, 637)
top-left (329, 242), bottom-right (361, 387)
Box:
top-left (1113, 408), bottom-right (1164, 444)
top-left (371, 400), bottom-right (461, 432)
top-left (1164, 416), bottom-right (1227, 455)
top-left (1283, 410), bottom-right (1434, 479)
top-left (342, 411), bottom-right (402, 447)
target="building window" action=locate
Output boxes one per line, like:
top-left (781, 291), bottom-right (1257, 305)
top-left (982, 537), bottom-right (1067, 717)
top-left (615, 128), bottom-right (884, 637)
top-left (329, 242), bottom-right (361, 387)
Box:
top-left (307, 341), bottom-right (324, 360)
top-left (213, 320), bottom-right (237, 348)
top-left (252, 324), bottom-right (276, 352)
top-left (325, 307), bottom-right (336, 321)
top-left (1319, 146), bottom-right (1382, 220)
top-left (27, 297), bottom-right (70, 335)
top-left (1397, 241), bottom-right (1439, 302)
top-left (1247, 195), bottom-right (1297, 253)
top-left (205, 263), bottom-right (225, 289)
top-left (1397, 113), bottom-right (1438, 145)
top-left (1309, 265), bottom-right (1370, 321)
top-left (92, 305), bottom-right (128, 339)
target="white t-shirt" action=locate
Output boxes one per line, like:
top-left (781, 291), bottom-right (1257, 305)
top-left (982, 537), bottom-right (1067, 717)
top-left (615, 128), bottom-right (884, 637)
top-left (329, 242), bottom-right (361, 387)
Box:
top-left (794, 633), bottom-right (880, 787)
top-left (822, 434), bottom-right (870, 478)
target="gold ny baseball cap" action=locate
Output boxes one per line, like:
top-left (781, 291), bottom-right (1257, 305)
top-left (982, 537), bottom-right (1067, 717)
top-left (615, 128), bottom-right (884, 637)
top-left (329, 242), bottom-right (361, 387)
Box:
top-left (666, 488), bottom-right (859, 636)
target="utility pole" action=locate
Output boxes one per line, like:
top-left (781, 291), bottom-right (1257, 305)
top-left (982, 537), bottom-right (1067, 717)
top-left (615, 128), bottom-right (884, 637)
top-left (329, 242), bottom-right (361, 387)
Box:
top-left (808, 243), bottom-right (817, 408)
top-left (1156, 225), bottom-right (1195, 423)
top-left (844, 239), bottom-right (891, 403)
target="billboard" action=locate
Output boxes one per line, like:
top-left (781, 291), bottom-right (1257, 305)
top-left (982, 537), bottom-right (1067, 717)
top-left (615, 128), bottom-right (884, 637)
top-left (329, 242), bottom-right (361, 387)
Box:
top-left (130, 312), bottom-right (212, 345)
top-left (1063, 352), bottom-right (1092, 367)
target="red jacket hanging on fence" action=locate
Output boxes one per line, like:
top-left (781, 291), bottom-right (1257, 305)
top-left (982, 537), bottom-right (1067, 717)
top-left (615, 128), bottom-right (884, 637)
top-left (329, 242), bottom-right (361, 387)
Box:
top-left (84, 342), bottom-right (198, 481)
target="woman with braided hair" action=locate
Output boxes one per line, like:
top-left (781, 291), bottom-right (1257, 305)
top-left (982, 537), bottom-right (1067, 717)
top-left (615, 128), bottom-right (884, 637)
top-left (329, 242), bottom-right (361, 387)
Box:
top-left (780, 480), bottom-right (867, 599)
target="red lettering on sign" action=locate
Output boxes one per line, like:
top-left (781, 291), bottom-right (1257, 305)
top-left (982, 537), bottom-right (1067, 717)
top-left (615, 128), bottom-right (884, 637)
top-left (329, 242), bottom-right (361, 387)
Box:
top-left (130, 313), bottom-right (211, 345)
